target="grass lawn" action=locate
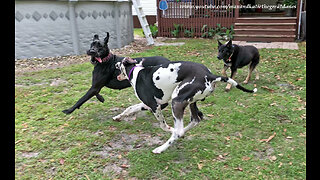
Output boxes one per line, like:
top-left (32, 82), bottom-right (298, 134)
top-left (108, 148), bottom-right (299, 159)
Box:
top-left (15, 39), bottom-right (306, 179)
top-left (134, 28), bottom-right (144, 38)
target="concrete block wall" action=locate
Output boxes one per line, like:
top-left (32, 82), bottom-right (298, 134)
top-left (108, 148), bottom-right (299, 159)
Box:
top-left (15, 0), bottom-right (134, 60)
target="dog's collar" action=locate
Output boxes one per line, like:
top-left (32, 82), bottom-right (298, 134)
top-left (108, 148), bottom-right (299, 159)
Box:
top-left (94, 53), bottom-right (113, 64)
top-left (223, 52), bottom-right (234, 67)
top-left (128, 65), bottom-right (143, 80)
top-left (226, 52), bottom-right (233, 62)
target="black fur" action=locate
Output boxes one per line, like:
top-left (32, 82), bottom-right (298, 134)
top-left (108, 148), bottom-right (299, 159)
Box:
top-left (217, 40), bottom-right (260, 90)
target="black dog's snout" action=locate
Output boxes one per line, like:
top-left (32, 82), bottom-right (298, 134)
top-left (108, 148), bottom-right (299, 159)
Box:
top-left (87, 49), bottom-right (96, 55)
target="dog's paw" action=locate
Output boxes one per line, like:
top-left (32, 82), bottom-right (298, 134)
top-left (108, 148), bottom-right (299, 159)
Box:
top-left (62, 109), bottom-right (73, 115)
top-left (152, 147), bottom-right (163, 154)
top-left (198, 111), bottom-right (204, 120)
top-left (112, 115), bottom-right (122, 122)
top-left (96, 94), bottom-right (105, 103)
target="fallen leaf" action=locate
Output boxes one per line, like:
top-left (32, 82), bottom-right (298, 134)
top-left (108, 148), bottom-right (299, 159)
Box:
top-left (84, 174), bottom-right (90, 180)
top-left (15, 140), bottom-right (22, 144)
top-left (270, 102), bottom-right (278, 106)
top-left (261, 86), bottom-right (275, 93)
top-left (242, 156), bottom-right (251, 161)
top-left (207, 114), bottom-right (214, 117)
top-left (197, 163), bottom-right (203, 170)
top-left (59, 159), bottom-right (65, 165)
top-left (120, 164), bottom-right (130, 169)
top-left (260, 132), bottom-right (276, 143)
top-left (269, 156), bottom-right (277, 161)
top-left (234, 167), bottom-right (243, 171)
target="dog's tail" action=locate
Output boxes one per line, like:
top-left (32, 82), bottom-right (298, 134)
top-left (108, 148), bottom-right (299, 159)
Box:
top-left (210, 75), bottom-right (257, 93)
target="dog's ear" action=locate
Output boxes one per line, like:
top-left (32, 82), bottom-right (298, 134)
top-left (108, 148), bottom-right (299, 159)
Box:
top-left (218, 41), bottom-right (222, 47)
top-left (104, 32), bottom-right (109, 44)
top-left (93, 34), bottom-right (99, 41)
top-left (226, 40), bottom-right (232, 48)
top-left (123, 57), bottom-right (137, 66)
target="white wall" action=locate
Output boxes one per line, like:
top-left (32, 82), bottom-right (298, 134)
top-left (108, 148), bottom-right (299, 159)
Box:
top-left (15, 0), bottom-right (134, 59)
top-left (132, 0), bottom-right (157, 16)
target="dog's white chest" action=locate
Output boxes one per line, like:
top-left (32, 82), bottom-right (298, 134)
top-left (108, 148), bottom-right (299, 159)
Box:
top-left (152, 63), bottom-right (181, 104)
top-left (131, 66), bottom-right (144, 100)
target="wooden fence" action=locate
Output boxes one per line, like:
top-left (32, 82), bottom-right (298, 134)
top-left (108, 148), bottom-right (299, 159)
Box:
top-left (157, 0), bottom-right (240, 37)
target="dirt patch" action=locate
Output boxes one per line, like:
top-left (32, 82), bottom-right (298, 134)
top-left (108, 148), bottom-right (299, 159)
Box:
top-left (94, 133), bottom-right (163, 155)
top-left (15, 78), bottom-right (68, 87)
top-left (252, 147), bottom-right (275, 160)
top-left (50, 78), bottom-right (68, 86)
top-left (93, 132), bottom-right (164, 178)
top-left (20, 152), bottom-right (40, 158)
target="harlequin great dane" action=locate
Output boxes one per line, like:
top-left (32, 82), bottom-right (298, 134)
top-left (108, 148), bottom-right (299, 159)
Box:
top-left (116, 57), bottom-right (257, 154)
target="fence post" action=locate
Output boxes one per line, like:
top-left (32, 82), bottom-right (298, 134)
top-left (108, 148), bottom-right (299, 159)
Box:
top-left (234, 0), bottom-right (239, 19)
top-left (68, 0), bottom-right (80, 55)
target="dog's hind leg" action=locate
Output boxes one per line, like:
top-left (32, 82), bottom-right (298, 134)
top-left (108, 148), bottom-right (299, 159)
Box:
top-left (255, 68), bottom-right (260, 80)
top-left (112, 103), bottom-right (150, 121)
top-left (184, 102), bottom-right (201, 133)
top-left (95, 93), bottom-right (105, 103)
top-left (243, 63), bottom-right (253, 84)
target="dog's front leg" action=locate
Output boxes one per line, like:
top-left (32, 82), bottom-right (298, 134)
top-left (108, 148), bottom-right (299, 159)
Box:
top-left (152, 101), bottom-right (187, 154)
top-left (221, 65), bottom-right (229, 77)
top-left (62, 86), bottom-right (101, 114)
top-left (112, 103), bottom-right (150, 121)
top-left (152, 119), bottom-right (184, 154)
top-left (225, 69), bottom-right (237, 91)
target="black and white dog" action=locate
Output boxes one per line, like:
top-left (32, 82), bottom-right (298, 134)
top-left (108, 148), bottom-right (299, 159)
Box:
top-left (116, 57), bottom-right (257, 153)
top-left (62, 32), bottom-right (170, 119)
top-left (217, 40), bottom-right (260, 91)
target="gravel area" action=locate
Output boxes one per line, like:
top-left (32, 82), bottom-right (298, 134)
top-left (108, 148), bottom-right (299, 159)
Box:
top-left (15, 36), bottom-right (154, 76)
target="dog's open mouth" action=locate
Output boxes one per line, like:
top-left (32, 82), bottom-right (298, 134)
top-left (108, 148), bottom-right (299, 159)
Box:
top-left (95, 57), bottom-right (103, 63)
top-left (117, 74), bottom-right (126, 81)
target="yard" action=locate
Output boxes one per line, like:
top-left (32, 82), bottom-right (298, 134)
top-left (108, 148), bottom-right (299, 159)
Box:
top-left (15, 38), bottom-right (306, 179)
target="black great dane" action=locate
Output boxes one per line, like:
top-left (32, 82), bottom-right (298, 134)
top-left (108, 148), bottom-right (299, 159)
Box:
top-left (62, 33), bottom-right (170, 119)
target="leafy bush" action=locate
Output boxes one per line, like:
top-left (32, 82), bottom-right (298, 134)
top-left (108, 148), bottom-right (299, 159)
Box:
top-left (201, 24), bottom-right (234, 40)
top-left (171, 24), bottom-right (182, 37)
top-left (184, 28), bottom-right (194, 38)
top-left (149, 24), bottom-right (158, 38)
